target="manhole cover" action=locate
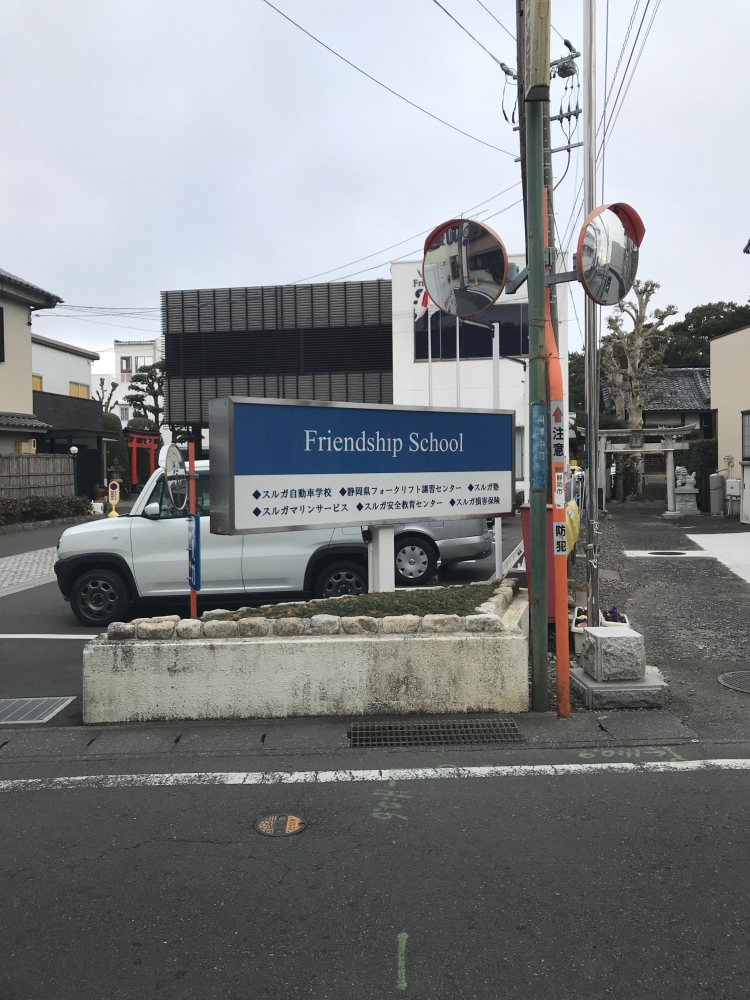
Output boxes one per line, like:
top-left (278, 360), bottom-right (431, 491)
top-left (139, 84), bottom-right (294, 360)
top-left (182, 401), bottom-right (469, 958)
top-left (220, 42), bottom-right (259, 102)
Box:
top-left (348, 719), bottom-right (523, 748)
top-left (254, 814), bottom-right (306, 837)
top-left (717, 671), bottom-right (750, 694)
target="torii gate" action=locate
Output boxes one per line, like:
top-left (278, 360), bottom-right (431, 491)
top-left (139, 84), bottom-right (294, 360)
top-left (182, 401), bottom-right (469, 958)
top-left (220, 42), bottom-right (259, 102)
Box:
top-left (598, 425), bottom-right (700, 513)
top-left (124, 429), bottom-right (160, 488)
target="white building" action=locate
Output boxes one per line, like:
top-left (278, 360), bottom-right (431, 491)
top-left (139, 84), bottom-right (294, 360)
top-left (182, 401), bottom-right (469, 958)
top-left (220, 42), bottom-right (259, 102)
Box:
top-left (391, 257), bottom-right (568, 500)
top-left (31, 332), bottom-right (97, 398)
top-left (94, 338), bottom-right (161, 426)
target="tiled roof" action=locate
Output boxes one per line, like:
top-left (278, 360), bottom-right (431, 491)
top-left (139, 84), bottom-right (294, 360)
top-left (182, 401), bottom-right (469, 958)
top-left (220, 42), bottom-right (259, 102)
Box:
top-left (642, 368), bottom-right (711, 411)
top-left (0, 268), bottom-right (62, 306)
top-left (0, 411), bottom-right (51, 432)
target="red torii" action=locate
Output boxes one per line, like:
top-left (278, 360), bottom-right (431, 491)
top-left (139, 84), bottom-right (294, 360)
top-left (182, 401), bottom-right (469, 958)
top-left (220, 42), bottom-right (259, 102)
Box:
top-left (124, 429), bottom-right (160, 487)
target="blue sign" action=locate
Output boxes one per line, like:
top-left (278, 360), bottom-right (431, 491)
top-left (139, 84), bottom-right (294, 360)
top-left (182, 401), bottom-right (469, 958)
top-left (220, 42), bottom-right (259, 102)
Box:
top-left (530, 401), bottom-right (548, 492)
top-left (209, 397), bottom-right (515, 534)
top-left (188, 513), bottom-right (201, 590)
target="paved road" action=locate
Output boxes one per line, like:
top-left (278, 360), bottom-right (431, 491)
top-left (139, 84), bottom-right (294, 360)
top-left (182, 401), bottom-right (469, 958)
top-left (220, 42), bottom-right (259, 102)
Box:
top-left (0, 726), bottom-right (748, 999)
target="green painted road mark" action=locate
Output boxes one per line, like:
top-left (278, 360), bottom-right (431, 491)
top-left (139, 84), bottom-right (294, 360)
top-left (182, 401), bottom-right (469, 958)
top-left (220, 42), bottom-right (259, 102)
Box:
top-left (373, 779), bottom-right (411, 821)
top-left (578, 745), bottom-right (686, 761)
top-left (396, 932), bottom-right (408, 990)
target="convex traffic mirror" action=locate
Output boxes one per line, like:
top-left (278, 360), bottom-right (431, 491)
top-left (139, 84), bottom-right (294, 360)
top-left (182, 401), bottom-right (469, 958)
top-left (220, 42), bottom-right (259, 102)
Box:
top-left (422, 219), bottom-right (509, 317)
top-left (164, 443), bottom-right (188, 511)
top-left (577, 202), bottom-right (645, 306)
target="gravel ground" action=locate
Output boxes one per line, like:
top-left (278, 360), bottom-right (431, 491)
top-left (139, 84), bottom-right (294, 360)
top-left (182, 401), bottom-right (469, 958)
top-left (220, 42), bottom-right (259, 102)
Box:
top-left (567, 500), bottom-right (750, 732)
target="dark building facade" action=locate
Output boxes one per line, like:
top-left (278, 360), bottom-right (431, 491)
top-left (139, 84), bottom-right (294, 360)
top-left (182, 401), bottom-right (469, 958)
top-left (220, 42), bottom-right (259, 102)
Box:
top-left (162, 280), bottom-right (393, 428)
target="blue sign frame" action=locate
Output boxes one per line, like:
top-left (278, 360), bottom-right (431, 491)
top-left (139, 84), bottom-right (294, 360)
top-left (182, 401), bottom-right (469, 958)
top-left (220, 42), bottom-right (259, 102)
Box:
top-left (209, 397), bottom-right (515, 535)
top-left (188, 513), bottom-right (201, 590)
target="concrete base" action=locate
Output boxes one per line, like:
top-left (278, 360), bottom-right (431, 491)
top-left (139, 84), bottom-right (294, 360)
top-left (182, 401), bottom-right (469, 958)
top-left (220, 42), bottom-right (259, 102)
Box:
top-left (570, 665), bottom-right (668, 710)
top-left (83, 600), bottom-right (530, 723)
top-left (662, 511), bottom-right (684, 519)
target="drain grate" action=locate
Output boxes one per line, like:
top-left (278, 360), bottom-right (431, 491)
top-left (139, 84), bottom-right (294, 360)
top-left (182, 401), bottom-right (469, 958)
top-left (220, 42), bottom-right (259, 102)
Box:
top-left (348, 719), bottom-right (523, 748)
top-left (718, 671), bottom-right (750, 695)
top-left (0, 697), bottom-right (75, 724)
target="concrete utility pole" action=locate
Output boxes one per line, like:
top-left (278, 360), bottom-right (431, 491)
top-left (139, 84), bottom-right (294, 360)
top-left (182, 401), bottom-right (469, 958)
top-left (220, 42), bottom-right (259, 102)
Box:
top-left (583, 0), bottom-right (600, 629)
top-left (523, 0), bottom-right (551, 712)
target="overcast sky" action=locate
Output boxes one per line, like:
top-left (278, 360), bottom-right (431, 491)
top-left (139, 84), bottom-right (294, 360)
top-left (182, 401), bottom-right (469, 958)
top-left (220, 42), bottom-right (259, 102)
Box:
top-left (1, 0), bottom-right (748, 371)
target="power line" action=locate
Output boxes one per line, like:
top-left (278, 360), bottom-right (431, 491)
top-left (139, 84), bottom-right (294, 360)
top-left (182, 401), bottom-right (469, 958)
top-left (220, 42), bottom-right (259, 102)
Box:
top-left (293, 181), bottom-right (521, 283)
top-left (430, 0), bottom-right (505, 66)
top-left (473, 0), bottom-right (515, 41)
top-left (260, 0), bottom-right (516, 156)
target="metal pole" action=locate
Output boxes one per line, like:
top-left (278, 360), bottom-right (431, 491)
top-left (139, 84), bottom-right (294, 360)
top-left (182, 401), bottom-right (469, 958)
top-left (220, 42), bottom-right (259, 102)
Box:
top-left (543, 103), bottom-right (560, 347)
top-left (427, 311), bottom-right (433, 407)
top-left (526, 98), bottom-right (549, 712)
top-left (456, 316), bottom-right (461, 408)
top-left (188, 439), bottom-right (198, 619)
top-left (583, 0), bottom-right (600, 629)
top-left (493, 321), bottom-right (503, 580)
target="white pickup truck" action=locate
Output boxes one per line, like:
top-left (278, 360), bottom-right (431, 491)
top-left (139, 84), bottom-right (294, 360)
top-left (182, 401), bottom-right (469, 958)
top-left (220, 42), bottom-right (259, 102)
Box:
top-left (54, 461), bottom-right (493, 626)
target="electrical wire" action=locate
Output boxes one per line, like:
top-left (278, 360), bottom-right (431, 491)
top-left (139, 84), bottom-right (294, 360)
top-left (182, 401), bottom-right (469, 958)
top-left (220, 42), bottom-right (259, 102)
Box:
top-left (473, 0), bottom-right (515, 41)
top-left (259, 0), bottom-right (515, 156)
top-left (430, 0), bottom-right (505, 66)
top-left (293, 181), bottom-right (521, 283)
top-left (602, 0), bottom-right (610, 202)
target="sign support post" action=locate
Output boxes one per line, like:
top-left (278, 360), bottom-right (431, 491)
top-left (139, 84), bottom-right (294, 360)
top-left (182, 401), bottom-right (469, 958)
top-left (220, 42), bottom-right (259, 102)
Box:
top-left (188, 439), bottom-right (198, 620)
top-left (370, 525), bottom-right (395, 592)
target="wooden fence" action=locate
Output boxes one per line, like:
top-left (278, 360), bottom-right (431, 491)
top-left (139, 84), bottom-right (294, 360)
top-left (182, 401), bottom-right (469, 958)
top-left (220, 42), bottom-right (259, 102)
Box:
top-left (0, 455), bottom-right (74, 499)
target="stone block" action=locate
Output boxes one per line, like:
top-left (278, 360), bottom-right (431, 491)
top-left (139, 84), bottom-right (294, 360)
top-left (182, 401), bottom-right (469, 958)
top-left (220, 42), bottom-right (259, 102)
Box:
top-left (341, 616), bottom-right (379, 635)
top-left (175, 619), bottom-right (203, 639)
top-left (580, 626), bottom-right (646, 682)
top-left (273, 617), bottom-right (304, 636)
top-left (570, 666), bottom-right (668, 710)
top-left (464, 613), bottom-right (504, 633)
top-left (130, 618), bottom-right (150, 626)
top-left (107, 622), bottom-right (135, 640)
top-left (137, 621), bottom-right (176, 640)
top-left (238, 617), bottom-right (269, 637)
top-left (422, 614), bottom-right (463, 634)
top-left (203, 620), bottom-right (239, 639)
top-left (382, 615), bottom-right (421, 634)
top-left (310, 614), bottom-right (341, 635)
top-left (150, 615), bottom-right (181, 624)
top-left (201, 609), bottom-right (233, 622)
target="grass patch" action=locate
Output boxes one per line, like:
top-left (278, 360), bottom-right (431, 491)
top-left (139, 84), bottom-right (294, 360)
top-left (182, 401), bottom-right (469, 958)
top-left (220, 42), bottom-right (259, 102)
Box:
top-left (229, 583), bottom-right (500, 621)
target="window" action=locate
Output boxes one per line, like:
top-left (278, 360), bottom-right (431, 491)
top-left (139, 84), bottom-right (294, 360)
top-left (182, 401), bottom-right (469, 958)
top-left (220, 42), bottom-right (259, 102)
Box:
top-left (120, 406), bottom-right (130, 423)
top-left (414, 303), bottom-right (529, 361)
top-left (32, 375), bottom-right (42, 391)
top-left (145, 473), bottom-right (210, 519)
top-left (135, 355), bottom-right (152, 369)
top-left (69, 382), bottom-right (89, 398)
top-left (742, 411), bottom-right (750, 461)
top-left (120, 357), bottom-right (132, 372)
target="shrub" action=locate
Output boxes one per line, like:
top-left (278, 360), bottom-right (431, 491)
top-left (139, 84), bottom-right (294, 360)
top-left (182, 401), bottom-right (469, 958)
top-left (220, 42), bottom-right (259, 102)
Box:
top-left (0, 495), bottom-right (93, 526)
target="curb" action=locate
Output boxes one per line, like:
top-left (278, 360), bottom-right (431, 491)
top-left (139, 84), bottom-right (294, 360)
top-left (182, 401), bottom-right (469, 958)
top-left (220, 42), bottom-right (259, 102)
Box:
top-left (0, 514), bottom-right (105, 537)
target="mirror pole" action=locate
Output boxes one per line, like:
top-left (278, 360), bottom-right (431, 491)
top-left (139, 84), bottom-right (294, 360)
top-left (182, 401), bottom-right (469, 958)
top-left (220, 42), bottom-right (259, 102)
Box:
top-left (526, 96), bottom-right (549, 713)
top-left (583, 0), bottom-right (600, 629)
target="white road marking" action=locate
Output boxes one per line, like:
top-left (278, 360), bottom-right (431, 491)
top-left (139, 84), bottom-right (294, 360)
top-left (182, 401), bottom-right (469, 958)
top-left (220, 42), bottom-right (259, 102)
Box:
top-left (0, 575), bottom-right (58, 598)
top-left (0, 634), bottom-right (97, 639)
top-left (623, 550), bottom-right (713, 558)
top-left (0, 758), bottom-right (749, 792)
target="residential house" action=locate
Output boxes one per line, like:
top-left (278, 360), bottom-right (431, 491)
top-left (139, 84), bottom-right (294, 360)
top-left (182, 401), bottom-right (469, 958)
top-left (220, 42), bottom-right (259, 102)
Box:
top-left (710, 325), bottom-right (750, 520)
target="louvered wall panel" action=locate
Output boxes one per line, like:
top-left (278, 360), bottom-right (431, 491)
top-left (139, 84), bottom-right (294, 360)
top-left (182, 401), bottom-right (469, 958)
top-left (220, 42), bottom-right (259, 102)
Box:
top-left (230, 288), bottom-right (247, 330)
top-left (295, 286), bottom-right (313, 328)
top-left (249, 376), bottom-right (265, 397)
top-left (215, 289), bottom-right (232, 332)
top-left (313, 374), bottom-right (331, 400)
top-left (298, 375), bottom-right (314, 399)
top-left (331, 374), bottom-right (347, 401)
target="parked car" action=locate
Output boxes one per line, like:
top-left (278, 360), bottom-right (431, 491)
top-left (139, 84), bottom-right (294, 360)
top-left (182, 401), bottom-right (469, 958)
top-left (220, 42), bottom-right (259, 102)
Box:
top-left (55, 461), bottom-right (493, 626)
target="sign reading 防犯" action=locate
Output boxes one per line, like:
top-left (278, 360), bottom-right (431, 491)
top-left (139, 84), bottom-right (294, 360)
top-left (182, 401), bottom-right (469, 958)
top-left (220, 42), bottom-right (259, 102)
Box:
top-left (209, 398), bottom-right (515, 534)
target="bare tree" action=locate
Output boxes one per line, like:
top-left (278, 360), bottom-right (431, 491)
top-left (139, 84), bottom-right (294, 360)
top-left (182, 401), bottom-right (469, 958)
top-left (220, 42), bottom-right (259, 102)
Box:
top-left (94, 377), bottom-right (119, 412)
top-left (603, 280), bottom-right (678, 429)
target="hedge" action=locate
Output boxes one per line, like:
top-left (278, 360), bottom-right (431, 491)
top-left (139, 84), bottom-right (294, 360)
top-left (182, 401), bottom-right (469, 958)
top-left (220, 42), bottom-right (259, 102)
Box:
top-left (0, 495), bottom-right (93, 527)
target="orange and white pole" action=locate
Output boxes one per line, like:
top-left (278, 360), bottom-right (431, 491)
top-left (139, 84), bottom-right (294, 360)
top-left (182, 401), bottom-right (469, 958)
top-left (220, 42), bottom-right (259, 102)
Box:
top-left (545, 190), bottom-right (570, 719)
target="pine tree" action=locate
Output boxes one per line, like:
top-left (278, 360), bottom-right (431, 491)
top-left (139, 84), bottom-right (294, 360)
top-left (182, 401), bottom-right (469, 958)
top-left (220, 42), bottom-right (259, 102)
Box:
top-left (123, 362), bottom-right (163, 429)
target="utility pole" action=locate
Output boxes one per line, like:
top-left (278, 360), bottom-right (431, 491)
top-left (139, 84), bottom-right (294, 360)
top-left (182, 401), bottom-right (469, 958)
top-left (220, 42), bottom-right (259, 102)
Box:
top-left (583, 0), bottom-right (600, 628)
top-left (515, 0), bottom-right (527, 246)
top-left (523, 0), bottom-right (551, 712)
top-left (543, 109), bottom-right (559, 347)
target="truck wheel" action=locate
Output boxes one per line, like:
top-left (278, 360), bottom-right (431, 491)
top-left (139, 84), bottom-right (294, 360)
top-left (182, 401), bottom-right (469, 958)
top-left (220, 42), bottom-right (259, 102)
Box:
top-left (314, 561), bottom-right (367, 599)
top-left (395, 535), bottom-right (438, 586)
top-left (70, 569), bottom-right (130, 627)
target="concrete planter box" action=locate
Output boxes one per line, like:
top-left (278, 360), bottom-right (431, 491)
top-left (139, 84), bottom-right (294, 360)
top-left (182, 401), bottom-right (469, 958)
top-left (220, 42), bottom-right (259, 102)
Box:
top-left (571, 607), bottom-right (630, 654)
top-left (83, 590), bottom-right (530, 724)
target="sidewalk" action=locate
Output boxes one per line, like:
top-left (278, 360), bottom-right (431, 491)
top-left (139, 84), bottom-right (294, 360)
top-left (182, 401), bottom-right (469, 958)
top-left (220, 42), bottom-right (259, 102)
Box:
top-left (571, 501), bottom-right (750, 740)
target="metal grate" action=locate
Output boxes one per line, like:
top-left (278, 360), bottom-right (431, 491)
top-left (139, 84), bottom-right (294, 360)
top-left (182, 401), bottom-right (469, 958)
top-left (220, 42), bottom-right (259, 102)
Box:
top-left (347, 719), bottom-right (523, 748)
top-left (718, 671), bottom-right (750, 695)
top-left (0, 696), bottom-right (75, 724)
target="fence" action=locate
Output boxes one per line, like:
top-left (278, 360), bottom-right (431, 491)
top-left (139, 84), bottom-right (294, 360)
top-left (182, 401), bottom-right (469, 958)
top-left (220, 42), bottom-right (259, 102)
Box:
top-left (0, 455), bottom-right (74, 499)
